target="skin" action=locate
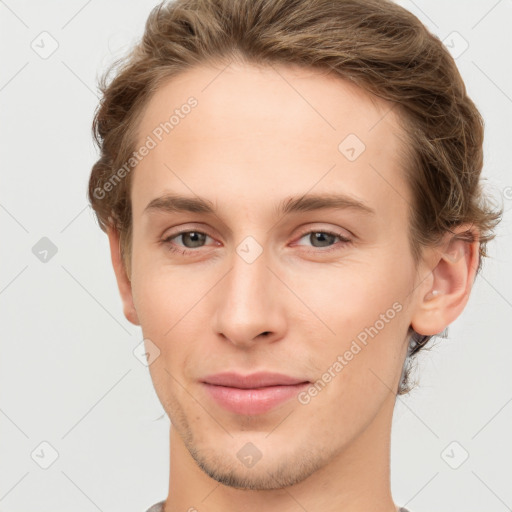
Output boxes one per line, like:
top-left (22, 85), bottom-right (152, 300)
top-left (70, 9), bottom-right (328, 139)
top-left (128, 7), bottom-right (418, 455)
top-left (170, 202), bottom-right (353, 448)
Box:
top-left (107, 60), bottom-right (479, 512)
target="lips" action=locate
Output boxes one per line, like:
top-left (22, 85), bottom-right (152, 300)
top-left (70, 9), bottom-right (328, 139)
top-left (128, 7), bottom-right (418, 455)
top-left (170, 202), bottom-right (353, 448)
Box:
top-left (200, 372), bottom-right (310, 415)
top-left (201, 371), bottom-right (309, 389)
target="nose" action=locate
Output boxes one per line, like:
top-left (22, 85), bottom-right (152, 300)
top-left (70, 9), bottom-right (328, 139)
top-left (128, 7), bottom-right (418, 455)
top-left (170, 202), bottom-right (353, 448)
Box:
top-left (212, 246), bottom-right (286, 348)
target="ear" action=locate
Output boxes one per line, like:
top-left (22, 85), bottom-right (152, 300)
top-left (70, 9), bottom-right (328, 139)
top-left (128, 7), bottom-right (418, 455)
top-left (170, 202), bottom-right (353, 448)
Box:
top-left (410, 224), bottom-right (480, 336)
top-left (106, 227), bottom-right (140, 326)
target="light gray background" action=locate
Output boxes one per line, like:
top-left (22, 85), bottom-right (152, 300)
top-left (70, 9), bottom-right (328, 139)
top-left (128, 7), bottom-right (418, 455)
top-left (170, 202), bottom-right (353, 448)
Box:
top-left (1, 1), bottom-right (511, 511)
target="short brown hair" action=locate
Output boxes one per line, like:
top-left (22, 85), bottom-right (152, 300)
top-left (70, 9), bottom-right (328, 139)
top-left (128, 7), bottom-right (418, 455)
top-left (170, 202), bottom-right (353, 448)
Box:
top-left (88, 0), bottom-right (503, 394)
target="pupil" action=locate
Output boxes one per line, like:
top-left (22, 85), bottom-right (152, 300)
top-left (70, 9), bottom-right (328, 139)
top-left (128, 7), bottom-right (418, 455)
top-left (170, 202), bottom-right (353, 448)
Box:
top-left (312, 232), bottom-right (334, 247)
top-left (184, 232), bottom-right (205, 247)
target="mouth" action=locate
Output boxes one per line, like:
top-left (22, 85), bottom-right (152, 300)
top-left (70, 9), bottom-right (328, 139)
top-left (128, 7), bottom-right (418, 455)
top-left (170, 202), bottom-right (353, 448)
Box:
top-left (201, 372), bottom-right (310, 415)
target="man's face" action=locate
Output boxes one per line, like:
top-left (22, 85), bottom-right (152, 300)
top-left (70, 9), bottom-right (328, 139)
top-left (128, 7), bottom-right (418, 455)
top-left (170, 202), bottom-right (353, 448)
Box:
top-left (125, 61), bottom-right (423, 489)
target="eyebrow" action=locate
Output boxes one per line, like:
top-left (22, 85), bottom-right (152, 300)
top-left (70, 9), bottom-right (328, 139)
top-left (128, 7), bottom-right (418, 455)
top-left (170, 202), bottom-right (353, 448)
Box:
top-left (143, 192), bottom-right (376, 217)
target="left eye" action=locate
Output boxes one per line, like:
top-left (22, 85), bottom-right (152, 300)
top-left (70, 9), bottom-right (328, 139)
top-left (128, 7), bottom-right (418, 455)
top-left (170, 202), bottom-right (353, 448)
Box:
top-left (295, 230), bottom-right (351, 249)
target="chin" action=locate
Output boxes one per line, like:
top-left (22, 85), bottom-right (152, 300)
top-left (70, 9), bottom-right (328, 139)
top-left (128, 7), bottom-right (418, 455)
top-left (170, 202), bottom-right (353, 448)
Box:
top-left (186, 434), bottom-right (326, 490)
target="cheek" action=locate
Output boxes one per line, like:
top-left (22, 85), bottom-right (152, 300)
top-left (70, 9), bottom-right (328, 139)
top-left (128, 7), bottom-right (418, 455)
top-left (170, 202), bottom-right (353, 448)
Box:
top-left (130, 251), bottom-right (208, 329)
top-left (130, 263), bottom-right (219, 385)
top-left (284, 258), bottom-right (399, 334)
top-left (287, 256), bottom-right (410, 387)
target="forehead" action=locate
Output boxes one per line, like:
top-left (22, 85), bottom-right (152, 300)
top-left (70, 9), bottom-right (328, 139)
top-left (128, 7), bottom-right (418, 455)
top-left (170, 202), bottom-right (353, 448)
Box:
top-left (131, 61), bottom-right (410, 222)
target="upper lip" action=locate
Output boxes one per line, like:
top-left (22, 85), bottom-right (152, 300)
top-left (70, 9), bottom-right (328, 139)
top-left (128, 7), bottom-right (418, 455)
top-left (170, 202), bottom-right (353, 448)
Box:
top-left (202, 372), bottom-right (309, 389)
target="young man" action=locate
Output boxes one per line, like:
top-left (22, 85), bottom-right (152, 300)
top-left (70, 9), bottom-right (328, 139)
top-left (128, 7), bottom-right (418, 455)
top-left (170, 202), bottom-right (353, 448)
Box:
top-left (88, 0), bottom-right (502, 511)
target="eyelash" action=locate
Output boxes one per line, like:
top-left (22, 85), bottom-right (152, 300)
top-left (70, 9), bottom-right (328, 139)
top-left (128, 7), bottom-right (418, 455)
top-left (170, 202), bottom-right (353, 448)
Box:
top-left (161, 228), bottom-right (352, 256)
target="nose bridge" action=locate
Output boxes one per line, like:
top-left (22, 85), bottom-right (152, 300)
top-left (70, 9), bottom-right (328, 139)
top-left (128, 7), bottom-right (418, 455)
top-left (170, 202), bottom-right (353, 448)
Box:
top-left (213, 238), bottom-right (282, 344)
top-left (225, 242), bottom-right (271, 316)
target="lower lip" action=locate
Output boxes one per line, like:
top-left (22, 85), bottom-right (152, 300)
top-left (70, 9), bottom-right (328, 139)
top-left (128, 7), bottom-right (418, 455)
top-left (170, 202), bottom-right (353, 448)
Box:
top-left (202, 382), bottom-right (310, 415)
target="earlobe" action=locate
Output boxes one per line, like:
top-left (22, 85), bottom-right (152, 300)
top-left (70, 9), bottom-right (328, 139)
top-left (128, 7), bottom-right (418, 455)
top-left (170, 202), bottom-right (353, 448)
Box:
top-left (106, 227), bottom-right (140, 326)
top-left (410, 225), bottom-right (480, 337)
